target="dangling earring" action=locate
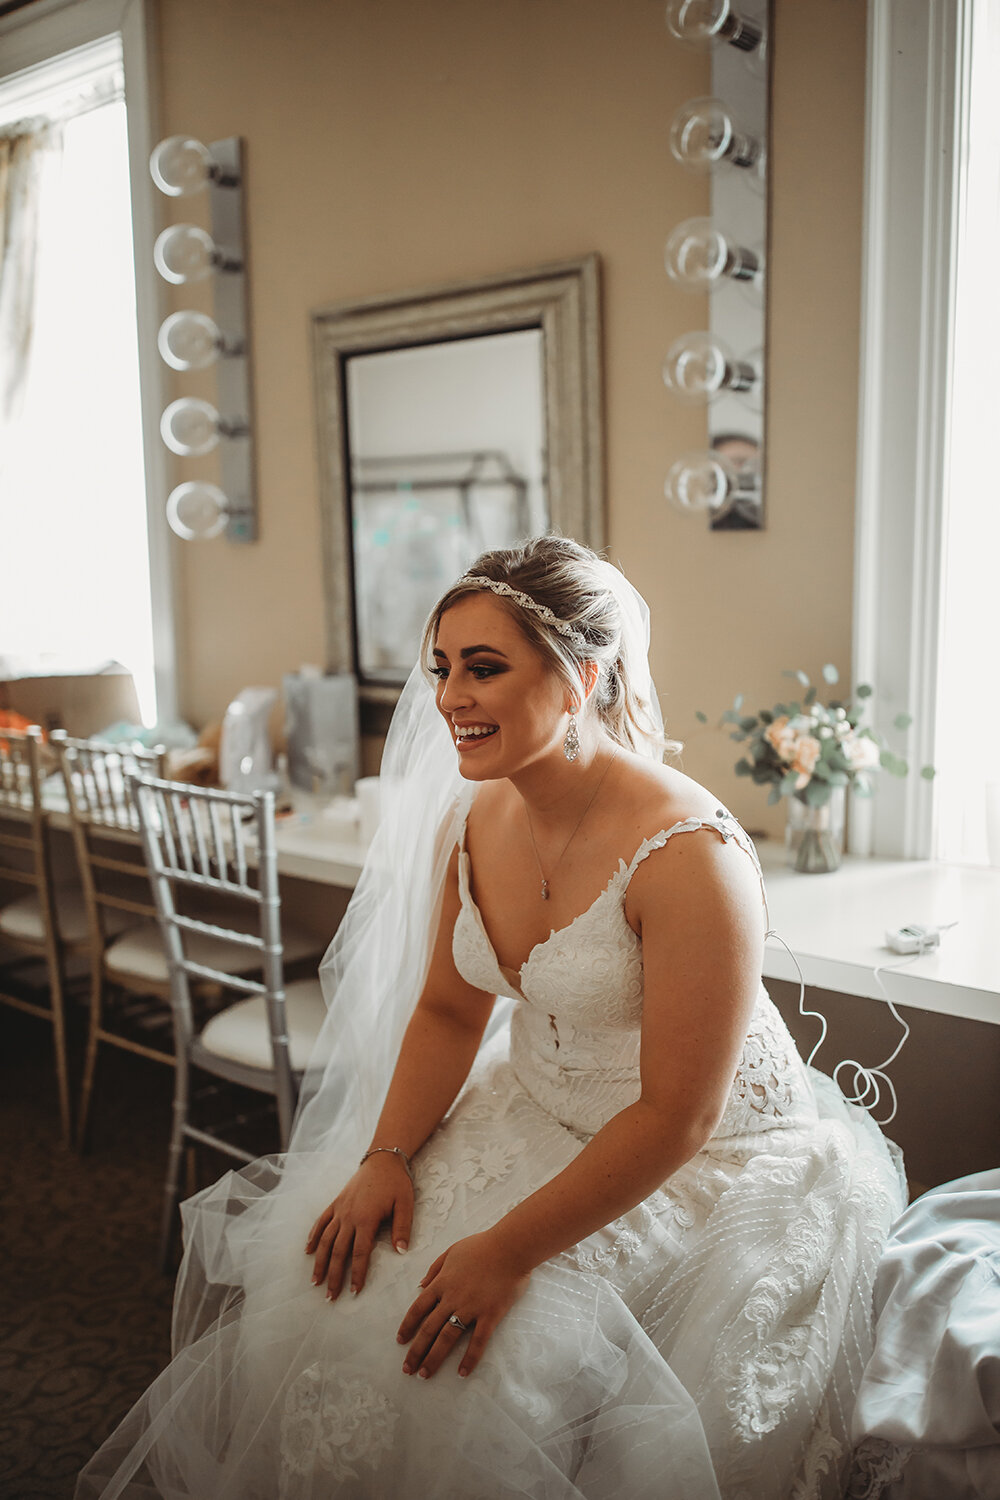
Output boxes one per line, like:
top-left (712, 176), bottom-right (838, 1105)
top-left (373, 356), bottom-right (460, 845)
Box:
top-left (563, 711), bottom-right (581, 763)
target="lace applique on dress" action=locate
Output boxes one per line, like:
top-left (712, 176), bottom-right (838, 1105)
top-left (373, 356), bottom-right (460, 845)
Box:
top-left (845, 1437), bottom-right (913, 1498)
top-left (418, 1134), bottom-right (528, 1220)
top-left (279, 1364), bottom-right (398, 1488)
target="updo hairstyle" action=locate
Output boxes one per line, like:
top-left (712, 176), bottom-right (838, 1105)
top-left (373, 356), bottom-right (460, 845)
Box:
top-left (421, 535), bottom-right (678, 758)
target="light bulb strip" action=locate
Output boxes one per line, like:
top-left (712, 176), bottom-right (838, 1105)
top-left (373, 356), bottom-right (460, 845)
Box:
top-left (151, 134), bottom-right (257, 542)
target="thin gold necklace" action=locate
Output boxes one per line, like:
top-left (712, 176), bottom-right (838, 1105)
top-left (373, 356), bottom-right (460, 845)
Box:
top-left (523, 748), bottom-right (619, 901)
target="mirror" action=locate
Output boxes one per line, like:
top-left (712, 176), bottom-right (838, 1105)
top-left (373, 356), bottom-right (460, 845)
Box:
top-left (663, 0), bottom-right (770, 530)
top-left (313, 257), bottom-right (604, 701)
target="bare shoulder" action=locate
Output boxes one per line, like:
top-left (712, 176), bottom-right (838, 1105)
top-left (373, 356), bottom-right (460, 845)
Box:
top-left (618, 757), bottom-right (762, 924)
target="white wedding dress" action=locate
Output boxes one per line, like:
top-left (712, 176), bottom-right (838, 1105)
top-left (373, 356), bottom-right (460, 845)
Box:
top-left (77, 813), bottom-right (904, 1500)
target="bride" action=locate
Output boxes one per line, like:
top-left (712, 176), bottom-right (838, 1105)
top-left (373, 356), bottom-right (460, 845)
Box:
top-left (78, 535), bottom-right (904, 1500)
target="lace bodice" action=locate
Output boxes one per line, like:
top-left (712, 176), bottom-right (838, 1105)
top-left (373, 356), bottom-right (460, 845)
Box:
top-left (453, 811), bottom-right (818, 1141)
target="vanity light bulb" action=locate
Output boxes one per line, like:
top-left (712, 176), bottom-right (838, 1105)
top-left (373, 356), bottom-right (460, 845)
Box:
top-left (662, 331), bottom-right (758, 402)
top-left (166, 481), bottom-right (228, 541)
top-left (664, 450), bottom-right (736, 513)
top-left (160, 397), bottom-right (220, 456)
top-left (157, 311), bottom-right (223, 370)
top-left (665, 0), bottom-right (763, 54)
top-left (664, 218), bottom-right (760, 290)
top-left (669, 96), bottom-right (760, 174)
top-left (149, 135), bottom-right (213, 197)
top-left (153, 223), bottom-right (217, 284)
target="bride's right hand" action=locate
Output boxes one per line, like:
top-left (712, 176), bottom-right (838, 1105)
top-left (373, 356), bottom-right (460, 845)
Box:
top-left (305, 1155), bottom-right (414, 1299)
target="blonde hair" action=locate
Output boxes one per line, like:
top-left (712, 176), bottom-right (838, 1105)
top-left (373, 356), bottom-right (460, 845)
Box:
top-left (421, 535), bottom-right (679, 758)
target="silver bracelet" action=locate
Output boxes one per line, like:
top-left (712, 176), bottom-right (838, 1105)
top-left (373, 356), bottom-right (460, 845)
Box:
top-left (360, 1145), bottom-right (415, 1184)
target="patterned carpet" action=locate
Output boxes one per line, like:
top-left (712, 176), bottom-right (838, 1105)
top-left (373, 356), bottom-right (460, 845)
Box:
top-left (1, 1005), bottom-right (176, 1500)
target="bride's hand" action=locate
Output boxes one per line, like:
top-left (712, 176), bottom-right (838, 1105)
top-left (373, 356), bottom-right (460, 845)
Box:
top-left (306, 1155), bottom-right (414, 1299)
top-left (396, 1231), bottom-right (531, 1380)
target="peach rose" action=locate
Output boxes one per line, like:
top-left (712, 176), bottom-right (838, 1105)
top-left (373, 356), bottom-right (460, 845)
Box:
top-left (792, 734), bottom-right (822, 788)
top-left (764, 715), bottom-right (798, 763)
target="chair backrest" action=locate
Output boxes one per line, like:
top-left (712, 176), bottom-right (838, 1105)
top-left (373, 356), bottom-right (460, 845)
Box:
top-left (51, 733), bottom-right (166, 946)
top-left (127, 773), bottom-right (293, 1132)
top-left (0, 725), bottom-right (56, 925)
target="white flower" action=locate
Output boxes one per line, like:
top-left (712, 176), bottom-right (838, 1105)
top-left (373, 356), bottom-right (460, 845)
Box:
top-left (845, 733), bottom-right (881, 771)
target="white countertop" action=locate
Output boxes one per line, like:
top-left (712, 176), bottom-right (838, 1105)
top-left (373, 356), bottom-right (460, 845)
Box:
top-left (758, 844), bottom-right (1000, 1025)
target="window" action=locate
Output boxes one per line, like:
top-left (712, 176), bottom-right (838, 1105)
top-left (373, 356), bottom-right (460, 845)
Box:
top-left (853, 0), bottom-right (998, 866)
top-left (933, 0), bottom-right (1000, 865)
top-left (0, 51), bottom-right (156, 720)
top-left (0, 0), bottom-right (174, 726)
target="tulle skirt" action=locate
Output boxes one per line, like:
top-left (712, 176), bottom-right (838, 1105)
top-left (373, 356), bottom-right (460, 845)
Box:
top-left (76, 1051), bottom-right (903, 1500)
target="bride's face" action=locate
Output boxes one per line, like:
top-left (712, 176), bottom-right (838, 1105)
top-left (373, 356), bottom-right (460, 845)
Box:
top-left (432, 594), bottom-right (573, 779)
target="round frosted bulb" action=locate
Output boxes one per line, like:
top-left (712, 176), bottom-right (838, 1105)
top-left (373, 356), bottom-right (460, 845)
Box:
top-left (160, 398), bottom-right (220, 456)
top-left (149, 135), bottom-right (212, 197)
top-left (157, 311), bottom-right (222, 370)
top-left (153, 223), bottom-right (216, 284)
top-left (670, 96), bottom-right (759, 173)
top-left (663, 332), bottom-right (758, 401)
top-left (166, 481), bottom-right (228, 540)
top-left (665, 218), bottom-right (761, 290)
top-left (665, 0), bottom-right (763, 52)
top-left (666, 0), bottom-right (732, 44)
top-left (664, 451), bottom-right (736, 513)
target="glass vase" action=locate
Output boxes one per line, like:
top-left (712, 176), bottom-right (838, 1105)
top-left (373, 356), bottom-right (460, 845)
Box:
top-left (785, 786), bottom-right (846, 873)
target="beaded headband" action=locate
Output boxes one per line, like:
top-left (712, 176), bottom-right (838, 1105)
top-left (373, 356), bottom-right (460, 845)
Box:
top-left (461, 575), bottom-right (589, 650)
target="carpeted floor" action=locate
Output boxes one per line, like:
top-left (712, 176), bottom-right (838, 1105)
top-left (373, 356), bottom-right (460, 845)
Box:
top-left (1, 1003), bottom-right (177, 1500)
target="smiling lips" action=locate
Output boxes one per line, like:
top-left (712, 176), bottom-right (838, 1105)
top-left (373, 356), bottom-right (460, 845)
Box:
top-left (453, 723), bottom-right (499, 749)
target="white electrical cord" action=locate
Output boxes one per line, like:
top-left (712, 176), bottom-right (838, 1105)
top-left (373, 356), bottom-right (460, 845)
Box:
top-left (767, 922), bottom-right (957, 1126)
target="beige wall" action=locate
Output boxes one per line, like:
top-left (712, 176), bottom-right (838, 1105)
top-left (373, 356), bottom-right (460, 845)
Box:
top-left (157, 0), bottom-right (866, 841)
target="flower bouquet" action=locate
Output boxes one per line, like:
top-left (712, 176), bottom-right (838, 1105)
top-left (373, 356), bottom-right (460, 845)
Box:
top-left (697, 666), bottom-right (933, 872)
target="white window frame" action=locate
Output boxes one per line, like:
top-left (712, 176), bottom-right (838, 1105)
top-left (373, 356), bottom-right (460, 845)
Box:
top-left (0, 0), bottom-right (177, 722)
top-left (852, 0), bottom-right (973, 859)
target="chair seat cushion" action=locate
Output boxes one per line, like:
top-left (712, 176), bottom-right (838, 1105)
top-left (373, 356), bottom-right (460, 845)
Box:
top-left (0, 886), bottom-right (133, 946)
top-left (104, 903), bottom-right (323, 987)
top-left (197, 978), bottom-right (327, 1071)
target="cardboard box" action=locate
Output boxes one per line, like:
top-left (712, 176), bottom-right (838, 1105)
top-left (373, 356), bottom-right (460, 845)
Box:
top-left (0, 667), bottom-right (140, 738)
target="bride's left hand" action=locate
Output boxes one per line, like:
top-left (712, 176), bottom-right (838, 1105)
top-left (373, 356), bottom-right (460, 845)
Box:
top-left (397, 1230), bottom-right (530, 1380)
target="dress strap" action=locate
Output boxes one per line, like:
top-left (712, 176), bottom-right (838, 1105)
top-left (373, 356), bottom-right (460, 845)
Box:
top-left (623, 810), bottom-right (770, 930)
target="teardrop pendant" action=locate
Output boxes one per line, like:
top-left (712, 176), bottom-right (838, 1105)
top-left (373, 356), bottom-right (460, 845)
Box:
top-left (540, 879), bottom-right (550, 900)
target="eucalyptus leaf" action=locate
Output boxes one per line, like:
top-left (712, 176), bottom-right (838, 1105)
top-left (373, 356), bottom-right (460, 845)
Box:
top-left (733, 693), bottom-right (744, 712)
top-left (740, 716), bottom-right (758, 733)
top-left (921, 765), bottom-right (936, 780)
top-left (822, 664), bottom-right (840, 684)
top-left (767, 784), bottom-right (782, 806)
top-left (781, 771), bottom-right (799, 795)
top-left (759, 709), bottom-right (774, 724)
top-left (805, 779), bottom-right (832, 808)
top-left (735, 759), bottom-right (753, 777)
top-left (730, 731), bottom-right (746, 742)
top-left (695, 710), bottom-right (708, 724)
top-left (856, 683), bottom-right (873, 699)
top-left (893, 713), bottom-right (913, 731)
top-left (805, 685), bottom-right (817, 706)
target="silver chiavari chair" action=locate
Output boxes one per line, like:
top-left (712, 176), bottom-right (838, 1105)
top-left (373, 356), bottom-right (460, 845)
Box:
top-left (128, 773), bottom-right (326, 1271)
top-left (0, 726), bottom-right (80, 1143)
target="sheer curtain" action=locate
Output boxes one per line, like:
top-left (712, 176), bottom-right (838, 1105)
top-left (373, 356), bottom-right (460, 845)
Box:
top-left (0, 90), bottom-right (157, 723)
top-left (0, 121), bottom-right (61, 471)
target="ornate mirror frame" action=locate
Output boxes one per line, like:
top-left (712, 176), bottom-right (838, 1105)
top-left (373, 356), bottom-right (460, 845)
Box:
top-left (312, 255), bottom-right (604, 702)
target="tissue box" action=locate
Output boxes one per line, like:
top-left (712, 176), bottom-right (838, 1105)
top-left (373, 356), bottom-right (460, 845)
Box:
top-left (284, 672), bottom-right (360, 798)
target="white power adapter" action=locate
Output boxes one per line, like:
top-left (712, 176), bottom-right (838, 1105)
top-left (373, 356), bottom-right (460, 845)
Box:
top-left (884, 923), bottom-right (943, 954)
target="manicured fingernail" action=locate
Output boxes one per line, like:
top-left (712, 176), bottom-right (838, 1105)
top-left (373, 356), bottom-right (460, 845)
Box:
top-left (350, 1286), bottom-right (358, 1296)
top-left (396, 1333), bottom-right (405, 1344)
top-left (459, 1368), bottom-right (468, 1378)
top-left (418, 1368), bottom-right (429, 1380)
top-left (403, 1364), bottom-right (413, 1375)
top-left (395, 1241), bottom-right (408, 1254)
top-left (326, 1290), bottom-right (334, 1301)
